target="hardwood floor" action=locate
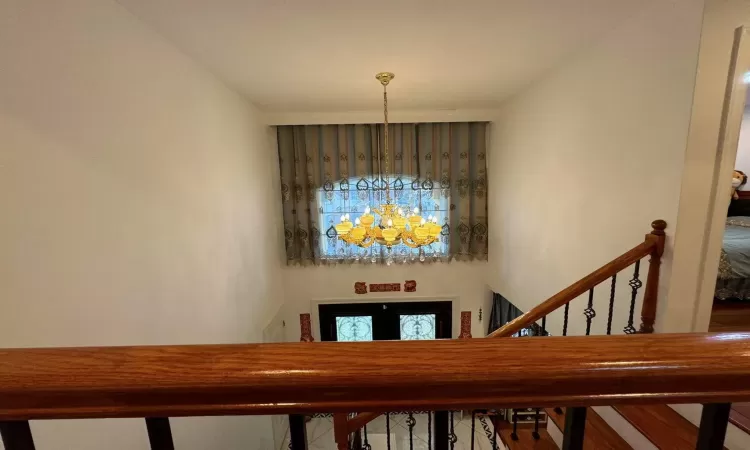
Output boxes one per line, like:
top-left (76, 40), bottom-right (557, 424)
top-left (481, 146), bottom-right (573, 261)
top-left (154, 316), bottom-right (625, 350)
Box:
top-left (709, 301), bottom-right (750, 332)
top-left (496, 423), bottom-right (559, 450)
top-left (546, 408), bottom-right (631, 450)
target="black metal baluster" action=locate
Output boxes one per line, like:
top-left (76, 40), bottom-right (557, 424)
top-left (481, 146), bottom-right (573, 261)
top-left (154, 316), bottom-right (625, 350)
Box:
top-left (563, 303), bottom-right (570, 336)
top-left (492, 415), bottom-right (498, 450)
top-left (434, 411), bottom-right (449, 450)
top-left (288, 415), bottom-right (308, 450)
top-left (696, 403), bottom-right (731, 450)
top-left (0, 421), bottom-right (36, 450)
top-left (624, 260), bottom-right (642, 334)
top-left (449, 412), bottom-right (456, 450)
top-left (562, 407), bottom-right (587, 450)
top-left (533, 408), bottom-right (541, 439)
top-left (606, 274), bottom-right (617, 335)
top-left (146, 418), bottom-right (175, 450)
top-left (386, 413), bottom-right (392, 450)
top-left (428, 412), bottom-right (432, 450)
top-left (407, 412), bottom-right (416, 450)
top-left (470, 411), bottom-right (476, 450)
top-left (584, 288), bottom-right (596, 336)
top-left (511, 409), bottom-right (519, 441)
top-left (363, 424), bottom-right (370, 450)
top-left (541, 315), bottom-right (546, 336)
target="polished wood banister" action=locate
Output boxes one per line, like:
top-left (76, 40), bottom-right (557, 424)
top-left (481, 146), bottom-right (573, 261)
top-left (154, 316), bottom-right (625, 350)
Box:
top-left (488, 220), bottom-right (665, 338)
top-left (0, 333), bottom-right (749, 420)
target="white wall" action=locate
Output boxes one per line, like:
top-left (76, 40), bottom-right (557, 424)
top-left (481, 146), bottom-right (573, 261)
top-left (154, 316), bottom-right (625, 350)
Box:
top-left (282, 262), bottom-right (490, 341)
top-left (0, 0), bottom-right (283, 448)
top-left (734, 108), bottom-right (750, 177)
top-left (487, 0), bottom-right (705, 336)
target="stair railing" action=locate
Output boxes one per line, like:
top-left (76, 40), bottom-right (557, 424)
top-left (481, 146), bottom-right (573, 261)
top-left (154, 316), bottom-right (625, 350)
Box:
top-left (0, 333), bottom-right (745, 450)
top-left (489, 219), bottom-right (666, 338)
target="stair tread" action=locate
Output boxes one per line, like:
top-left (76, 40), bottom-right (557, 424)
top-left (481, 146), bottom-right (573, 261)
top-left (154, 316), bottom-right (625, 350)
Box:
top-left (545, 408), bottom-right (632, 450)
top-left (613, 405), bottom-right (727, 450)
top-left (497, 426), bottom-right (559, 450)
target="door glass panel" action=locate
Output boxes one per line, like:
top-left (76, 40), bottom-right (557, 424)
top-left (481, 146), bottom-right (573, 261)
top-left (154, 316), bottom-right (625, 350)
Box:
top-left (400, 314), bottom-right (437, 340)
top-left (335, 316), bottom-right (373, 342)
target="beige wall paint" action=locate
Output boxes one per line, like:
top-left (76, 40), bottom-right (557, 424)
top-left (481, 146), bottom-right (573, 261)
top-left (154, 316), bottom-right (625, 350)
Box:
top-left (678, 0), bottom-right (750, 333)
top-left (487, 0), bottom-right (704, 336)
top-left (0, 0), bottom-right (283, 448)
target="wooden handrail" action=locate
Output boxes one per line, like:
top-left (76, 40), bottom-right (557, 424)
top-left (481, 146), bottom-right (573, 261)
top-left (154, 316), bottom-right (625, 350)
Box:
top-left (488, 219), bottom-right (666, 338)
top-left (1, 332), bottom-right (749, 420)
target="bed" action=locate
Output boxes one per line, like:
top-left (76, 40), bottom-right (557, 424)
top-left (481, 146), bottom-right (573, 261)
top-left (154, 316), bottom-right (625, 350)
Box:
top-left (715, 211), bottom-right (750, 301)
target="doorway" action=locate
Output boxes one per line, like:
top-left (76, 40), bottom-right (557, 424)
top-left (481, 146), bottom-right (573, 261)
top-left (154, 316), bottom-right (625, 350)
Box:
top-left (318, 301), bottom-right (453, 341)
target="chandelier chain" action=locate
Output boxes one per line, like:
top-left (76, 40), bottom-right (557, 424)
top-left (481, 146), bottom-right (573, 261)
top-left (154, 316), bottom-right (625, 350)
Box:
top-left (383, 83), bottom-right (390, 203)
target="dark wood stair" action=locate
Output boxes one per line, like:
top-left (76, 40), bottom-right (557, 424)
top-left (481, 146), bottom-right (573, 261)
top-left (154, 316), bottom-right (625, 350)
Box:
top-left (495, 421), bottom-right (559, 449)
top-left (613, 405), bottom-right (728, 450)
top-left (546, 407), bottom-right (632, 450)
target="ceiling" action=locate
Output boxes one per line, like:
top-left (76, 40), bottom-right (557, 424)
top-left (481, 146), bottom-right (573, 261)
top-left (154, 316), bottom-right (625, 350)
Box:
top-left (118, 0), bottom-right (650, 112)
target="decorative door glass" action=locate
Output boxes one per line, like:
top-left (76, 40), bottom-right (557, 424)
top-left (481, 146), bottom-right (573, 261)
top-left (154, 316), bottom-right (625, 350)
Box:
top-left (335, 316), bottom-right (374, 342)
top-left (399, 314), bottom-right (437, 340)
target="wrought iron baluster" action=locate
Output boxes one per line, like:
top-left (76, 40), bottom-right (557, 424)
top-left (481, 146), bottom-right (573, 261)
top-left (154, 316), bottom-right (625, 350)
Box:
top-left (146, 418), bottom-right (175, 450)
top-left (624, 260), bottom-right (642, 334)
top-left (386, 413), bottom-right (391, 450)
top-left (563, 407), bottom-right (587, 450)
top-left (511, 409), bottom-right (519, 441)
top-left (606, 274), bottom-right (617, 335)
top-left (533, 408), bottom-right (541, 439)
top-left (697, 403), bottom-right (731, 450)
top-left (434, 411), bottom-right (449, 450)
top-left (428, 411), bottom-right (432, 450)
top-left (584, 288), bottom-right (596, 336)
top-left (363, 424), bottom-right (370, 450)
top-left (0, 421), bottom-right (36, 450)
top-left (470, 411), bottom-right (476, 450)
top-left (449, 411), bottom-right (457, 450)
top-left (407, 412), bottom-right (416, 450)
top-left (563, 303), bottom-right (570, 336)
top-left (541, 315), bottom-right (546, 336)
top-left (491, 415), bottom-right (498, 450)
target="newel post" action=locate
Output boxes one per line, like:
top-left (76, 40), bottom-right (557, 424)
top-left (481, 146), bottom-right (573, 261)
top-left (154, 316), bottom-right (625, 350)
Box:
top-left (639, 220), bottom-right (666, 334)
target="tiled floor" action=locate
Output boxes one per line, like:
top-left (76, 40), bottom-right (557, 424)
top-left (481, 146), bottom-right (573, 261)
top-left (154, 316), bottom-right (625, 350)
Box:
top-left (279, 413), bottom-right (499, 450)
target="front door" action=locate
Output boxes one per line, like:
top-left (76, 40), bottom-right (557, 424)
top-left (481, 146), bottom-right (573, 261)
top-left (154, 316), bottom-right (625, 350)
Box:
top-left (318, 301), bottom-right (452, 341)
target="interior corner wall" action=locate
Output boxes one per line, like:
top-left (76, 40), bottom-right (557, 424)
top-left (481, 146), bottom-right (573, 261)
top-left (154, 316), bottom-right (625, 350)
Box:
top-left (0, 0), bottom-right (283, 448)
top-left (487, 0), bottom-right (704, 336)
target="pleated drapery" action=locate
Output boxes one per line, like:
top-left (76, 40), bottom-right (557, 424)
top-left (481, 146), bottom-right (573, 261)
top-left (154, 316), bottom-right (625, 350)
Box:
top-left (277, 122), bottom-right (488, 265)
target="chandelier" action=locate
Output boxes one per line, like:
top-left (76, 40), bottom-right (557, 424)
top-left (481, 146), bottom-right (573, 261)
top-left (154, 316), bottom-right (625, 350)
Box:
top-left (334, 72), bottom-right (441, 261)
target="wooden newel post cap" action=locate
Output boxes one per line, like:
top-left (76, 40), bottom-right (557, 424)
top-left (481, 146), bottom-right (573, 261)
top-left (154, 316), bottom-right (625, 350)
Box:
top-left (651, 220), bottom-right (667, 235)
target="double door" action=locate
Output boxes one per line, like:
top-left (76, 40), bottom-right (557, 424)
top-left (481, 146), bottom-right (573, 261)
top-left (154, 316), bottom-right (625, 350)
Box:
top-left (319, 301), bottom-right (452, 341)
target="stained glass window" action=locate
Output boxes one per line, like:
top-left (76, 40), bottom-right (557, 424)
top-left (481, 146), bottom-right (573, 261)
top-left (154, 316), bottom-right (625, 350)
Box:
top-left (317, 176), bottom-right (450, 263)
top-left (335, 316), bottom-right (373, 342)
top-left (400, 314), bottom-right (437, 340)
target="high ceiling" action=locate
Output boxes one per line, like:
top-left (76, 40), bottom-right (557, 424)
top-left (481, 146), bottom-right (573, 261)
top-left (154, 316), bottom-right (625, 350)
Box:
top-left (118, 0), bottom-right (650, 112)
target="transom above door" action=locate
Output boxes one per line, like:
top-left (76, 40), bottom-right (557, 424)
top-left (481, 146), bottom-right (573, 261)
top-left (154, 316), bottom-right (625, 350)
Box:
top-left (318, 301), bottom-right (452, 341)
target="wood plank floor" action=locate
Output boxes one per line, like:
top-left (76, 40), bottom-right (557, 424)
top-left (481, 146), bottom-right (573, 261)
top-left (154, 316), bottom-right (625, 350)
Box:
top-left (546, 408), bottom-right (631, 450)
top-left (496, 423), bottom-right (558, 450)
top-left (709, 300), bottom-right (750, 332)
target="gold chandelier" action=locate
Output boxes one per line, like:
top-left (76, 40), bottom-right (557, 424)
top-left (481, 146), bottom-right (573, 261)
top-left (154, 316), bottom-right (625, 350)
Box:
top-left (335, 72), bottom-right (441, 255)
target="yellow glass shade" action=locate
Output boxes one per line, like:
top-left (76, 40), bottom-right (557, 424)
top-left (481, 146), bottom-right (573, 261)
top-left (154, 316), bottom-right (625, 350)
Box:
top-left (335, 223), bottom-right (351, 236)
top-left (393, 216), bottom-right (407, 230)
top-left (350, 227), bottom-right (367, 241)
top-left (373, 227), bottom-right (383, 238)
top-left (382, 228), bottom-right (400, 242)
top-left (414, 227), bottom-right (430, 240)
top-left (408, 216), bottom-right (422, 229)
top-left (360, 214), bottom-right (375, 227)
top-left (429, 223), bottom-right (441, 238)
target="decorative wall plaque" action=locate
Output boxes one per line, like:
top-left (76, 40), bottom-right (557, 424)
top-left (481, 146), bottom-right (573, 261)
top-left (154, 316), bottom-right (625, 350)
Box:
top-left (369, 283), bottom-right (401, 293)
top-left (404, 280), bottom-right (417, 292)
top-left (299, 313), bottom-right (314, 342)
top-left (354, 282), bottom-right (368, 295)
top-left (459, 311), bottom-right (472, 339)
